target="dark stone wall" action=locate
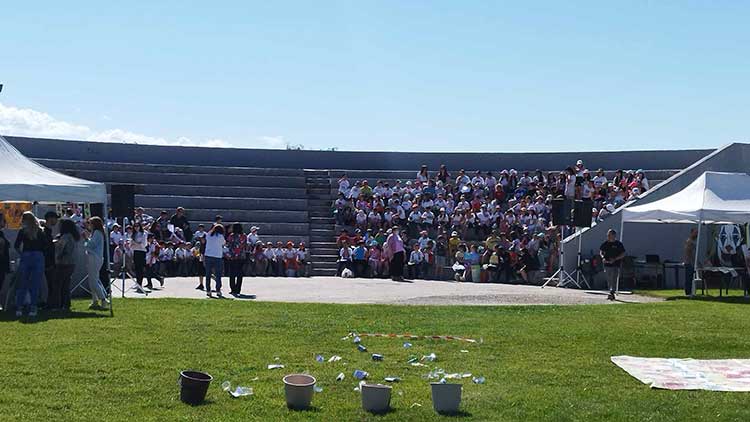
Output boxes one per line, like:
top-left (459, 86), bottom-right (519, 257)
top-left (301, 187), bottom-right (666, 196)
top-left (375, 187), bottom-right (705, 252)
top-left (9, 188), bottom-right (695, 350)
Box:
top-left (5, 136), bottom-right (711, 171)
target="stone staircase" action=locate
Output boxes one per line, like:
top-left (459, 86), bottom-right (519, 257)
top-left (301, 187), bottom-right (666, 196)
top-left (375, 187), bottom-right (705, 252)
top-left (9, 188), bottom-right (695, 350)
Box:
top-left (32, 158), bottom-right (310, 244)
top-left (304, 169), bottom-right (338, 276)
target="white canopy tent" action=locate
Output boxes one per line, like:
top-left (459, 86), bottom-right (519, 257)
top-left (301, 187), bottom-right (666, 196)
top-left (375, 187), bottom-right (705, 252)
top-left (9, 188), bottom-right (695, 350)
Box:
top-left (621, 171), bottom-right (750, 294)
top-left (0, 135), bottom-right (106, 203)
top-left (0, 134), bottom-right (111, 314)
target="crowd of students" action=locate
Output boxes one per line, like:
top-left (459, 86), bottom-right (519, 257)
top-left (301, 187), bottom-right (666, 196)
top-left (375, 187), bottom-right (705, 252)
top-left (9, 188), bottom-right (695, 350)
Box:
top-left (108, 208), bottom-right (310, 298)
top-left (332, 161), bottom-right (651, 282)
top-left (0, 210), bottom-right (111, 318)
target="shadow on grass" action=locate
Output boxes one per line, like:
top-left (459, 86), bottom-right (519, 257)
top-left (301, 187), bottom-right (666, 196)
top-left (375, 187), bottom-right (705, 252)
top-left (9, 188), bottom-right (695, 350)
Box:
top-left (0, 310), bottom-right (110, 323)
top-left (287, 405), bottom-right (322, 413)
top-left (665, 295), bottom-right (750, 304)
top-left (437, 410), bottom-right (473, 417)
top-left (182, 399), bottom-right (215, 407)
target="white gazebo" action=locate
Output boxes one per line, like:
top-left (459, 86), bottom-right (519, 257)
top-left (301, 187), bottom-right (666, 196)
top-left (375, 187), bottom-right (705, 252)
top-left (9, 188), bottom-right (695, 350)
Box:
top-left (0, 135), bottom-right (106, 203)
top-left (0, 135), bottom-right (111, 312)
top-left (621, 171), bottom-right (750, 294)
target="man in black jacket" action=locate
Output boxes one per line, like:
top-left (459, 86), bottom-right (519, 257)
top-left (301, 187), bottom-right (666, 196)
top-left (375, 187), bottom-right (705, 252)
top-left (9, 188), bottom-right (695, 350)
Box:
top-left (600, 229), bottom-right (626, 301)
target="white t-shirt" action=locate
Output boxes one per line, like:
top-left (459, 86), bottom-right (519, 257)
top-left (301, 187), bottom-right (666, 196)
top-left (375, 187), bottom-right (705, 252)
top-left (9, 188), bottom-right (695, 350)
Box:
top-left (204, 233), bottom-right (226, 258)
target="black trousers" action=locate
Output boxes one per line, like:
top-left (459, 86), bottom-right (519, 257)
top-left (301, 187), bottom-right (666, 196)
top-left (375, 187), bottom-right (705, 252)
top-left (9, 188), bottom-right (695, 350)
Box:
top-left (390, 251), bottom-right (405, 278)
top-left (133, 250), bottom-right (146, 285)
top-left (229, 260), bottom-right (245, 294)
top-left (53, 264), bottom-right (74, 310)
top-left (353, 259), bottom-right (368, 278)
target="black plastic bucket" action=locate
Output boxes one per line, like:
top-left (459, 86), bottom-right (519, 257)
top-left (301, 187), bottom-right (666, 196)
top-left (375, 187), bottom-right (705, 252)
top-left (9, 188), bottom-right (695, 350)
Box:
top-left (179, 370), bottom-right (213, 405)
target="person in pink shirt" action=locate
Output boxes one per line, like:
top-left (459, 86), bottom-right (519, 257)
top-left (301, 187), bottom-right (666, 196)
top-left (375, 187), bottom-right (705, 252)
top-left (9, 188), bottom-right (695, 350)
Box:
top-left (384, 225), bottom-right (406, 282)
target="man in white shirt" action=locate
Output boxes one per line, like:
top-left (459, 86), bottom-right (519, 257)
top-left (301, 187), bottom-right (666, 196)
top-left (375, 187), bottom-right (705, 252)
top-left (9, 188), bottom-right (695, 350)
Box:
top-left (593, 168), bottom-right (608, 189)
top-left (455, 169), bottom-right (470, 189)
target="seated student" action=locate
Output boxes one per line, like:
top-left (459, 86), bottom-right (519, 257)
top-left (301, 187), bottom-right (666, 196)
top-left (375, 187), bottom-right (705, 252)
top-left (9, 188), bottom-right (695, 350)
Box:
top-left (273, 241), bottom-right (285, 276)
top-left (422, 241), bottom-right (435, 280)
top-left (296, 242), bottom-right (311, 277)
top-left (485, 245), bottom-right (502, 282)
top-left (352, 240), bottom-right (368, 278)
top-left (337, 240), bottom-right (353, 276)
top-left (336, 229), bottom-right (350, 248)
top-left (407, 243), bottom-right (424, 279)
top-left (252, 242), bottom-right (267, 276)
top-left (283, 241), bottom-right (299, 277)
top-left (368, 244), bottom-right (384, 278)
top-left (263, 242), bottom-right (277, 276)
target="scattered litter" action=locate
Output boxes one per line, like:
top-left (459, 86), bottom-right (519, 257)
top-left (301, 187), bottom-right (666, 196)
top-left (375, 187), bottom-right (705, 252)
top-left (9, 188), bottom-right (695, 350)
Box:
top-left (353, 336), bottom-right (362, 344)
top-left (424, 368), bottom-right (446, 380)
top-left (443, 373), bottom-right (472, 380)
top-left (314, 385), bottom-right (324, 393)
top-left (384, 377), bottom-right (401, 382)
top-left (350, 332), bottom-right (479, 343)
top-left (473, 376), bottom-right (486, 384)
top-left (354, 380), bottom-right (366, 392)
top-left (371, 353), bottom-right (384, 361)
top-left (328, 355), bottom-right (342, 363)
top-left (267, 364), bottom-right (285, 370)
top-left (336, 372), bottom-right (346, 381)
top-left (438, 377), bottom-right (447, 384)
top-left (274, 357), bottom-right (280, 361)
top-left (410, 362), bottom-right (426, 367)
top-left (398, 391), bottom-right (403, 396)
top-left (410, 402), bottom-right (422, 408)
top-left (221, 381), bottom-right (253, 398)
top-left (421, 353), bottom-right (437, 362)
top-left (403, 342), bottom-right (412, 348)
top-left (353, 370), bottom-right (369, 380)
top-left (357, 344), bottom-right (368, 352)
top-left (315, 354), bottom-right (325, 363)
top-left (406, 356), bottom-right (419, 364)
top-left (250, 377), bottom-right (259, 381)
top-left (460, 350), bottom-right (469, 353)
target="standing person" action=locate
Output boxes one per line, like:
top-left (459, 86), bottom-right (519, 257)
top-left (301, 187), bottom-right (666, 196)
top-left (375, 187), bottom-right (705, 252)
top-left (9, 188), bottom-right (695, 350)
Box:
top-left (14, 212), bottom-right (48, 317)
top-left (385, 226), bottom-right (406, 282)
top-left (43, 211), bottom-right (59, 308)
top-left (83, 217), bottom-right (110, 310)
top-left (600, 229), bottom-right (626, 301)
top-left (683, 228), bottom-right (698, 296)
top-left (226, 223), bottom-right (246, 296)
top-left (203, 224), bottom-right (226, 298)
top-left (54, 219), bottom-right (79, 311)
top-left (0, 213), bottom-right (10, 296)
top-left (130, 223), bottom-right (148, 292)
top-left (170, 207), bottom-right (192, 242)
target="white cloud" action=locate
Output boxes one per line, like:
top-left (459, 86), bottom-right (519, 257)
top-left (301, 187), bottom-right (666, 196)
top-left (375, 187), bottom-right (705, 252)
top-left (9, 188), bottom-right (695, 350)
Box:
top-left (0, 102), bottom-right (267, 149)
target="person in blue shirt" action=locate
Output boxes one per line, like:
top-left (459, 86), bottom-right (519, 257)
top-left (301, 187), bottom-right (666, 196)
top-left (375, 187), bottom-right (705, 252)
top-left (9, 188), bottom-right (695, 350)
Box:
top-left (352, 240), bottom-right (369, 278)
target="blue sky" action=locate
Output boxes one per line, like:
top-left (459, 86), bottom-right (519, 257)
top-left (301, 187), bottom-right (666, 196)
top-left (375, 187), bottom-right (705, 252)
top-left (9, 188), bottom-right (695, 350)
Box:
top-left (0, 1), bottom-right (748, 151)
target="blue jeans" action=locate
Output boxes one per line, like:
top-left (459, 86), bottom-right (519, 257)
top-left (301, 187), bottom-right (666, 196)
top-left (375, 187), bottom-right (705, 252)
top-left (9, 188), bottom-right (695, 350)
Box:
top-left (204, 256), bottom-right (223, 292)
top-left (17, 251), bottom-right (44, 310)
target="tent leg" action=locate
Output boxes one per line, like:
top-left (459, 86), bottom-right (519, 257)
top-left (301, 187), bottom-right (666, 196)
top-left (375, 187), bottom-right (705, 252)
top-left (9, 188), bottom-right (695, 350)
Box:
top-left (691, 220), bottom-right (703, 297)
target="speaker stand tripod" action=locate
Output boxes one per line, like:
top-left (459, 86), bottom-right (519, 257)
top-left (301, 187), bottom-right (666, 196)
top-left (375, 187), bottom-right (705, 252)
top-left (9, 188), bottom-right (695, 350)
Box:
top-left (542, 227), bottom-right (591, 289)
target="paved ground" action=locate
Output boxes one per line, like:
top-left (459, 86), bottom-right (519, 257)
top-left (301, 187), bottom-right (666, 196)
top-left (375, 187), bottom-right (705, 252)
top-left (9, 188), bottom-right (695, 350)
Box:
top-left (111, 276), bottom-right (662, 306)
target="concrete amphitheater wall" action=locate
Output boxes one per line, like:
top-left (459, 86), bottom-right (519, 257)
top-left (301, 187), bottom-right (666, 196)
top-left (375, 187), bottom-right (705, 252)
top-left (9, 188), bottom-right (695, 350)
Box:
top-left (6, 136), bottom-right (709, 172)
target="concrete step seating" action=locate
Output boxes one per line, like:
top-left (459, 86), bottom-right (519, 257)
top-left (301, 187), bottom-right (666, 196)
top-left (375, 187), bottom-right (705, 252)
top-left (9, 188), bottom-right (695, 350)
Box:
top-left (57, 169), bottom-right (306, 188)
top-left (130, 195), bottom-right (307, 211)
top-left (36, 158), bottom-right (304, 177)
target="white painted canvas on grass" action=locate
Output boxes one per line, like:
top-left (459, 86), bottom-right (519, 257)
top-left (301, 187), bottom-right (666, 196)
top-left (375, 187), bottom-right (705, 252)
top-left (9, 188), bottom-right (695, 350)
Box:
top-left (612, 355), bottom-right (750, 392)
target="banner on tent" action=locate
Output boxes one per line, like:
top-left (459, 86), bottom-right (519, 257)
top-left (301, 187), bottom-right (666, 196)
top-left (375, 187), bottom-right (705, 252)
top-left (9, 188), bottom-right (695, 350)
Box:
top-left (1, 202), bottom-right (33, 229)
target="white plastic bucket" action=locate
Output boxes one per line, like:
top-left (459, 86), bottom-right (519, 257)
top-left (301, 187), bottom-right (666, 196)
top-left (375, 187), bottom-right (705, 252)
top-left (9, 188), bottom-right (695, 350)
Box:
top-left (283, 374), bottom-right (316, 410)
top-left (361, 383), bottom-right (392, 414)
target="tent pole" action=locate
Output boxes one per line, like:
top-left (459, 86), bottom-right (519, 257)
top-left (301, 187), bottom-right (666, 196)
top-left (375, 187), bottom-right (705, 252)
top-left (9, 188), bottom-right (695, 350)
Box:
top-left (691, 219), bottom-right (702, 297)
top-left (103, 197), bottom-right (113, 318)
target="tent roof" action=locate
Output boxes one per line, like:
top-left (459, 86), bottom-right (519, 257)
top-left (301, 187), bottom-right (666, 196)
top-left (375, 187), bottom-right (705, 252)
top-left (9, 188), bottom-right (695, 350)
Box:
top-left (621, 171), bottom-right (750, 224)
top-left (0, 135), bottom-right (106, 204)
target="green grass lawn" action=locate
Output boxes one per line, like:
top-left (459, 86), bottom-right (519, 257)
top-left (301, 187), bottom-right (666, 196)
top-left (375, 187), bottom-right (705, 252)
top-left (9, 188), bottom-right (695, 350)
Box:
top-left (1, 298), bottom-right (749, 421)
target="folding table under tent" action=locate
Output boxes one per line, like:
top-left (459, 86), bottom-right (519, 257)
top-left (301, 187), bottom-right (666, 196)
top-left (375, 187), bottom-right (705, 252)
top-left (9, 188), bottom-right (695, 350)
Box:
top-left (620, 171), bottom-right (750, 295)
top-left (0, 135), bottom-right (112, 314)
